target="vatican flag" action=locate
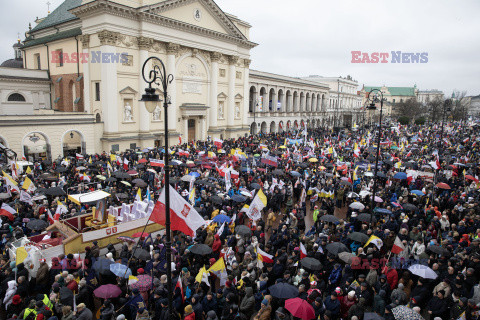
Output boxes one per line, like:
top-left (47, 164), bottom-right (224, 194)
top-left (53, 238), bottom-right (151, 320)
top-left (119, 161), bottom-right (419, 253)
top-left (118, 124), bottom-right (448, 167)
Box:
top-left (22, 177), bottom-right (36, 192)
top-left (25, 166), bottom-right (32, 175)
top-left (195, 266), bottom-right (210, 287)
top-left (364, 235), bottom-right (383, 249)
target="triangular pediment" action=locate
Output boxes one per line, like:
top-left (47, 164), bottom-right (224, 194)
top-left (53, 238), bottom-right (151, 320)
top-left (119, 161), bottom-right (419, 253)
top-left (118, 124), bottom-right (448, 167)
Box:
top-left (119, 86), bottom-right (138, 94)
top-left (141, 0), bottom-right (247, 40)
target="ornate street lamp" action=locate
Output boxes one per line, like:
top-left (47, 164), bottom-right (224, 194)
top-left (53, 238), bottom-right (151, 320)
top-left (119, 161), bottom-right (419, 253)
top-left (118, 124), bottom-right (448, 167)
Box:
top-left (139, 56), bottom-right (174, 317)
top-left (366, 89), bottom-right (384, 225)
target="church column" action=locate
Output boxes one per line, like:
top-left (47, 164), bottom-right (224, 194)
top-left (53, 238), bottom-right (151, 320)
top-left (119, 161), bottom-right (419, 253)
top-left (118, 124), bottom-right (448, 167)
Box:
top-left (167, 43), bottom-right (179, 134)
top-left (138, 37), bottom-right (152, 133)
top-left (242, 59), bottom-right (251, 128)
top-left (209, 52), bottom-right (221, 129)
top-left (183, 116), bottom-right (188, 141)
top-left (80, 35), bottom-right (91, 113)
top-left (98, 31), bottom-right (119, 133)
top-left (227, 55), bottom-right (238, 128)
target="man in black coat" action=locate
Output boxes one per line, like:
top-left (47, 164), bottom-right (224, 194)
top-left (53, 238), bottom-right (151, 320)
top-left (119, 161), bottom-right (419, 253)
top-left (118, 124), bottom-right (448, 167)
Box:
top-left (427, 290), bottom-right (449, 319)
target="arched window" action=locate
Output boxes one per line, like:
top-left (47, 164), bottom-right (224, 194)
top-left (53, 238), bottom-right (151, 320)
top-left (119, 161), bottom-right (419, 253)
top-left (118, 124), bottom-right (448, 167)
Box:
top-left (95, 113), bottom-right (101, 123)
top-left (7, 93), bottom-right (26, 102)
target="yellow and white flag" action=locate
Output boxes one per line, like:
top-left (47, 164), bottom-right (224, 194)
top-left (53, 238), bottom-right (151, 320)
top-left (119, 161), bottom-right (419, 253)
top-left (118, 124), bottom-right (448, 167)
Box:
top-left (2, 171), bottom-right (20, 193)
top-left (195, 266), bottom-right (210, 287)
top-left (22, 177), bottom-right (36, 192)
top-left (364, 235), bottom-right (383, 249)
top-left (246, 189), bottom-right (267, 221)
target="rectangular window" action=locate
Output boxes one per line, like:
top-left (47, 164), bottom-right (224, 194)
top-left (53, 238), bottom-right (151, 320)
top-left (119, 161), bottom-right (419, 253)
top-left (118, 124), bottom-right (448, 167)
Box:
top-left (95, 82), bottom-right (100, 101)
top-left (130, 143), bottom-right (136, 149)
top-left (111, 144), bottom-right (119, 152)
top-left (34, 53), bottom-right (41, 70)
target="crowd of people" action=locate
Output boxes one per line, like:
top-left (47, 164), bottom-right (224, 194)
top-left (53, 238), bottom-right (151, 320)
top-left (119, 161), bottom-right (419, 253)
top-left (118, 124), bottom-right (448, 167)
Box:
top-left (0, 121), bottom-right (480, 320)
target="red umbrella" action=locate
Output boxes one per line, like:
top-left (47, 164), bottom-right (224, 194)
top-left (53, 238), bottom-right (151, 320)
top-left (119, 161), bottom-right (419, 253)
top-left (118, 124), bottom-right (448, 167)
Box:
top-left (465, 175), bottom-right (479, 182)
top-left (138, 159), bottom-right (148, 164)
top-left (130, 274), bottom-right (153, 291)
top-left (0, 211), bottom-right (14, 221)
top-left (94, 284), bottom-right (122, 299)
top-left (127, 170), bottom-right (138, 175)
top-left (132, 232), bottom-right (149, 238)
top-left (436, 182), bottom-right (451, 190)
top-left (285, 298), bottom-right (315, 320)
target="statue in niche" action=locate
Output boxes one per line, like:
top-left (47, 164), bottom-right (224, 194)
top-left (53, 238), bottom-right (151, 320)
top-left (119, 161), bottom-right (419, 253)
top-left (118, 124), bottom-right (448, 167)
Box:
top-left (153, 105), bottom-right (161, 120)
top-left (218, 101), bottom-right (224, 119)
top-left (124, 102), bottom-right (133, 122)
top-left (235, 103), bottom-right (240, 119)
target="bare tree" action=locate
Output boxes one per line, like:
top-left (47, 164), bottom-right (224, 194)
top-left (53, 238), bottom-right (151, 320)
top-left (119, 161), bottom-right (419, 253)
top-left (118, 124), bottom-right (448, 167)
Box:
top-left (396, 98), bottom-right (426, 121)
top-left (427, 97), bottom-right (444, 123)
top-left (451, 90), bottom-right (469, 121)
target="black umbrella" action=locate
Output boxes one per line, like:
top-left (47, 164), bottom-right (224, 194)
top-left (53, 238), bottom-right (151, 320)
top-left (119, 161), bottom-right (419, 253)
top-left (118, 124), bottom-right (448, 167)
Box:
top-left (135, 180), bottom-right (148, 188)
top-left (231, 194), bottom-right (246, 203)
top-left (26, 219), bottom-right (49, 231)
top-left (300, 257), bottom-right (322, 271)
top-left (115, 172), bottom-right (131, 179)
top-left (133, 248), bottom-right (151, 260)
top-left (272, 169), bottom-right (284, 176)
top-left (298, 163), bottom-right (308, 169)
top-left (169, 177), bottom-right (181, 184)
top-left (211, 196), bottom-right (223, 205)
top-left (93, 258), bottom-right (114, 275)
top-left (325, 242), bottom-right (349, 256)
top-left (340, 180), bottom-right (352, 186)
top-left (55, 167), bottom-right (67, 173)
top-left (190, 244), bottom-right (213, 256)
top-left (356, 213), bottom-right (376, 223)
top-left (427, 245), bottom-right (450, 256)
top-left (45, 187), bottom-right (66, 196)
top-left (402, 203), bottom-right (418, 212)
top-left (115, 193), bottom-right (128, 199)
top-left (132, 178), bottom-right (145, 184)
top-left (348, 232), bottom-right (369, 244)
top-left (319, 215), bottom-right (339, 224)
top-left (235, 225), bottom-right (252, 236)
top-left (106, 177), bottom-right (118, 182)
top-left (195, 180), bottom-right (206, 186)
top-left (251, 183), bottom-right (261, 190)
top-left (268, 282), bottom-right (299, 299)
top-left (59, 287), bottom-right (74, 307)
top-left (376, 172), bottom-right (387, 178)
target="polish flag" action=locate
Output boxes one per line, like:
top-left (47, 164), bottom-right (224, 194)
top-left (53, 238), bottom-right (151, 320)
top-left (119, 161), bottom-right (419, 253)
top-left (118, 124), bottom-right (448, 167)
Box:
top-left (175, 276), bottom-right (184, 302)
top-left (179, 136), bottom-right (182, 145)
top-left (300, 242), bottom-right (307, 259)
top-left (256, 246), bottom-right (274, 264)
top-left (149, 159), bottom-right (164, 167)
top-left (391, 236), bottom-right (406, 254)
top-left (353, 148), bottom-right (360, 158)
top-left (76, 153), bottom-right (84, 160)
top-left (463, 138), bottom-right (470, 144)
top-left (150, 185), bottom-right (205, 237)
top-left (46, 209), bottom-right (58, 224)
top-left (123, 158), bottom-right (129, 170)
top-left (406, 172), bottom-right (414, 185)
top-left (0, 203), bottom-right (15, 221)
top-left (406, 151), bottom-right (412, 158)
top-left (178, 149), bottom-right (190, 157)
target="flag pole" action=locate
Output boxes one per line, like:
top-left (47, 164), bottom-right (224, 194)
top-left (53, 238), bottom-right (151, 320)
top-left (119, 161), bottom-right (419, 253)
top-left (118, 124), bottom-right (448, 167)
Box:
top-left (382, 251), bottom-right (392, 274)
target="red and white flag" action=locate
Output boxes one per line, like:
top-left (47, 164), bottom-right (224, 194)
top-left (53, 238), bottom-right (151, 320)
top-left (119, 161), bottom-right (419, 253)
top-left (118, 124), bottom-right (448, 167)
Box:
top-left (214, 138), bottom-right (223, 149)
top-left (76, 153), bottom-right (84, 160)
top-left (149, 159), bottom-right (164, 167)
top-left (175, 276), bottom-right (184, 302)
top-left (123, 158), bottom-right (129, 170)
top-left (391, 236), bottom-right (406, 254)
top-left (261, 155), bottom-right (278, 167)
top-left (256, 246), bottom-right (274, 264)
top-left (0, 203), bottom-right (15, 221)
top-left (178, 149), bottom-right (190, 157)
top-left (353, 148), bottom-right (360, 158)
top-left (300, 242), bottom-right (307, 259)
top-left (150, 185), bottom-right (205, 237)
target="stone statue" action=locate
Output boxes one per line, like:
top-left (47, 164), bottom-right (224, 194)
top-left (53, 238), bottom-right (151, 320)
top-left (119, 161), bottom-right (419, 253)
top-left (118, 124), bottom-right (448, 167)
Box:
top-left (218, 102), bottom-right (224, 119)
top-left (235, 103), bottom-right (240, 119)
top-left (153, 105), bottom-right (161, 120)
top-left (124, 102), bottom-right (133, 122)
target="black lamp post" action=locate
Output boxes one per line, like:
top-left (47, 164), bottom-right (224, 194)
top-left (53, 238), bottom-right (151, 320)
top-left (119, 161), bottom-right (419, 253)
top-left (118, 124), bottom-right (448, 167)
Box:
top-left (366, 89), bottom-right (384, 225)
top-left (139, 56), bottom-right (174, 317)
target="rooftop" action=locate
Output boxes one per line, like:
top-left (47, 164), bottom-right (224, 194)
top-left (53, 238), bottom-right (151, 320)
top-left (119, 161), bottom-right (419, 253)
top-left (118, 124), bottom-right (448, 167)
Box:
top-left (30, 0), bottom-right (82, 33)
top-left (364, 86), bottom-right (416, 96)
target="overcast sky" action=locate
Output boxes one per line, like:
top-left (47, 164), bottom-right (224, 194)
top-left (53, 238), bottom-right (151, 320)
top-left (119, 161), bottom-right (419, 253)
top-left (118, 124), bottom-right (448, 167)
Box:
top-left (1, 0), bottom-right (479, 96)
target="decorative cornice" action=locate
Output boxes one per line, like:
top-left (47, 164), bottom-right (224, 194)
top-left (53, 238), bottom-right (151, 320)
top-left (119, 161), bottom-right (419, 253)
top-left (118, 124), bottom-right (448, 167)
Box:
top-left (137, 36), bottom-right (153, 50)
top-left (98, 30), bottom-right (119, 46)
top-left (211, 52), bottom-right (222, 63)
top-left (70, 0), bottom-right (257, 49)
top-left (167, 43), bottom-right (180, 55)
top-left (244, 59), bottom-right (251, 68)
top-left (118, 34), bottom-right (136, 48)
top-left (79, 34), bottom-right (90, 48)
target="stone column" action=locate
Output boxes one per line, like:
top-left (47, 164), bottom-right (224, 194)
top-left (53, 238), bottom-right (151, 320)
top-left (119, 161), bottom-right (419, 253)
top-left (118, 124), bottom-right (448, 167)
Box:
top-left (138, 37), bottom-right (152, 133)
top-left (79, 35), bottom-right (91, 113)
top-left (98, 31), bottom-right (119, 133)
top-left (242, 59), bottom-right (251, 128)
top-left (209, 52), bottom-right (221, 128)
top-left (183, 116), bottom-right (188, 141)
top-left (227, 55), bottom-right (238, 127)
top-left (200, 116), bottom-right (206, 140)
top-left (263, 90), bottom-right (268, 113)
top-left (167, 43), bottom-right (179, 133)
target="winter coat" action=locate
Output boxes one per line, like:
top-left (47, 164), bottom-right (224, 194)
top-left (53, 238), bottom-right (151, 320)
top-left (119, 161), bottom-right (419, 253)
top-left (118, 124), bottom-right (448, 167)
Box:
top-left (426, 296), bottom-right (448, 319)
top-left (253, 305), bottom-right (271, 320)
top-left (390, 287), bottom-right (407, 305)
top-left (3, 280), bottom-right (16, 308)
top-left (324, 296), bottom-right (340, 318)
top-left (340, 296), bottom-right (356, 319)
top-left (373, 291), bottom-right (386, 317)
top-left (239, 287), bottom-right (255, 319)
top-left (36, 262), bottom-right (50, 286)
top-left (76, 307), bottom-right (93, 320)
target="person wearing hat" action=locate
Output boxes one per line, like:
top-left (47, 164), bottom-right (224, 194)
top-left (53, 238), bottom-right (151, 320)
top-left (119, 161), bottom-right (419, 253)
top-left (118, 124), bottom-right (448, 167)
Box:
top-left (6, 294), bottom-right (23, 319)
top-left (450, 296), bottom-right (468, 320)
top-left (136, 307), bottom-right (150, 320)
top-left (75, 303), bottom-right (93, 320)
top-left (19, 299), bottom-right (37, 320)
top-left (312, 296), bottom-right (326, 319)
top-left (340, 291), bottom-right (356, 319)
top-left (426, 289), bottom-right (448, 319)
top-left (253, 299), bottom-right (271, 320)
top-left (91, 241), bottom-right (100, 258)
top-left (184, 305), bottom-right (195, 320)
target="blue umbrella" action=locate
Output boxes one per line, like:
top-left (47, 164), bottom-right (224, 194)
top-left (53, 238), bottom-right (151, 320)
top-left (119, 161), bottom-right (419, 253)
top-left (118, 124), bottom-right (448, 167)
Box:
top-left (109, 263), bottom-right (132, 278)
top-left (374, 208), bottom-right (392, 215)
top-left (189, 172), bottom-right (201, 178)
top-left (213, 214), bottom-right (231, 224)
top-left (411, 189), bottom-right (425, 196)
top-left (290, 171), bottom-right (301, 177)
top-left (231, 194), bottom-right (247, 203)
top-left (393, 172), bottom-right (407, 179)
top-left (268, 282), bottom-right (299, 299)
top-left (93, 258), bottom-right (114, 275)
